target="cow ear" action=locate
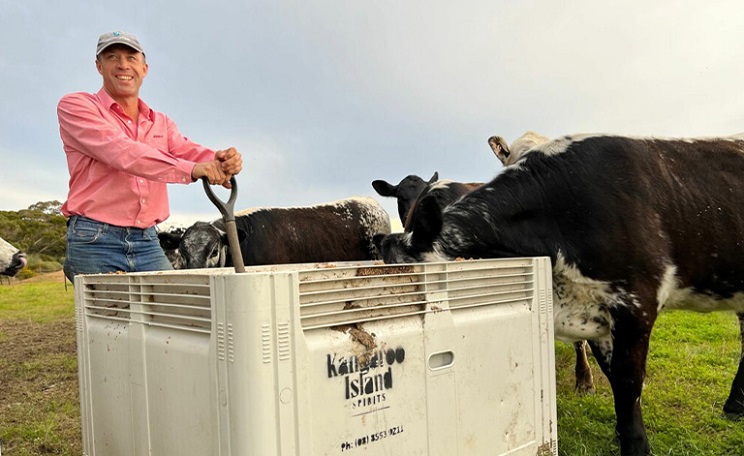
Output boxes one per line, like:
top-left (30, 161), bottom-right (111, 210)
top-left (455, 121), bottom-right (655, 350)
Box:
top-left (409, 195), bottom-right (443, 250)
top-left (158, 231), bottom-right (182, 250)
top-left (488, 136), bottom-right (510, 164)
top-left (372, 180), bottom-right (397, 197)
top-left (429, 172), bottom-right (439, 183)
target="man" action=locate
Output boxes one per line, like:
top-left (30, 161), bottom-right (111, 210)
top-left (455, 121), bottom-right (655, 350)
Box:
top-left (58, 31), bottom-right (243, 281)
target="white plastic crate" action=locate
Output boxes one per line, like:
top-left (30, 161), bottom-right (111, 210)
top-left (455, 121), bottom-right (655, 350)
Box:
top-left (75, 257), bottom-right (557, 456)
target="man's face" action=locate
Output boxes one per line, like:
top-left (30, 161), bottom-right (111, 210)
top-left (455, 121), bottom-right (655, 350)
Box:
top-left (95, 45), bottom-right (148, 101)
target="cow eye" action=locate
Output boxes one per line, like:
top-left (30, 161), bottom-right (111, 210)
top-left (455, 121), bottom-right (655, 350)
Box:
top-left (209, 246), bottom-right (220, 259)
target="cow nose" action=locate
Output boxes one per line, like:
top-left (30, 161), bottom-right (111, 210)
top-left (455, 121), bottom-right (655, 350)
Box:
top-left (13, 252), bottom-right (27, 269)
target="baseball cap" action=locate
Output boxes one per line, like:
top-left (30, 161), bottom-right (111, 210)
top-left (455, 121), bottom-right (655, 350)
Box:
top-left (96, 31), bottom-right (145, 56)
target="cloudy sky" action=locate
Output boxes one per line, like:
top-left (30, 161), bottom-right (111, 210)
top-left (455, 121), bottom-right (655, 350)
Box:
top-left (3, 1), bottom-right (744, 230)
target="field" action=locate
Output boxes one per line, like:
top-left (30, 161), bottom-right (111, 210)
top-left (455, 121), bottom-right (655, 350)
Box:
top-left (2, 272), bottom-right (744, 455)
top-left (0, 272), bottom-right (80, 456)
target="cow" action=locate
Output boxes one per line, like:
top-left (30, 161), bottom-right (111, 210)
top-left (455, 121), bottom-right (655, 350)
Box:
top-left (0, 236), bottom-right (27, 277)
top-left (488, 132), bottom-right (598, 394)
top-left (373, 133), bottom-right (744, 455)
top-left (165, 196), bottom-right (391, 269)
top-left (157, 227), bottom-right (185, 269)
top-left (373, 174), bottom-right (481, 231)
top-left (372, 172), bottom-right (439, 226)
top-left (373, 137), bottom-right (597, 394)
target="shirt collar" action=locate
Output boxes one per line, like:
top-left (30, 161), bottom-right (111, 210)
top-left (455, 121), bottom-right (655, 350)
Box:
top-left (95, 87), bottom-right (154, 121)
top-left (96, 87), bottom-right (118, 111)
top-left (138, 99), bottom-right (154, 121)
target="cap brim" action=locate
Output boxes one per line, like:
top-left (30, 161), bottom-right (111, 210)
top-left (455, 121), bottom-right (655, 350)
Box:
top-left (96, 40), bottom-right (144, 56)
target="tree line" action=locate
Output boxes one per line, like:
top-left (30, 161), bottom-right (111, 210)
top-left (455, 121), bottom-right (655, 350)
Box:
top-left (0, 201), bottom-right (66, 276)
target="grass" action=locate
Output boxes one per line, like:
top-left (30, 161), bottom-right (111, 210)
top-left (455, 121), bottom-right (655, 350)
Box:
top-left (0, 273), bottom-right (79, 456)
top-left (0, 274), bottom-right (74, 323)
top-left (556, 311), bottom-right (744, 455)
top-left (2, 274), bottom-right (744, 455)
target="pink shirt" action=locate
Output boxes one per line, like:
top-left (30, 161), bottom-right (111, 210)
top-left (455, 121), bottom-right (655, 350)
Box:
top-left (58, 88), bottom-right (215, 228)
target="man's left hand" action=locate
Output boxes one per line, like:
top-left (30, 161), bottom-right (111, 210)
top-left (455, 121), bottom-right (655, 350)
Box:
top-left (215, 147), bottom-right (243, 176)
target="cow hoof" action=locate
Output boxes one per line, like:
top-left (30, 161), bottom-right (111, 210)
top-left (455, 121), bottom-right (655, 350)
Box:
top-left (575, 382), bottom-right (596, 395)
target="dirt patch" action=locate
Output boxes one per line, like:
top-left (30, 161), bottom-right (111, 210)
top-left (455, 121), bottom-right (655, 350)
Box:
top-left (0, 318), bottom-right (81, 455)
top-left (1, 270), bottom-right (68, 286)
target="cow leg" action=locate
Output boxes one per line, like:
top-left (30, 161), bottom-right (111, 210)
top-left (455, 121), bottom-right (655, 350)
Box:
top-left (574, 340), bottom-right (595, 394)
top-left (723, 312), bottom-right (744, 419)
top-left (587, 337), bottom-right (613, 381)
top-left (608, 306), bottom-right (655, 456)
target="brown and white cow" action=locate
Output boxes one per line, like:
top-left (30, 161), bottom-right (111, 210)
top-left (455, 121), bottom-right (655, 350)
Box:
top-left (0, 236), bottom-right (27, 277)
top-left (374, 133), bottom-right (744, 455)
top-left (164, 196), bottom-right (391, 269)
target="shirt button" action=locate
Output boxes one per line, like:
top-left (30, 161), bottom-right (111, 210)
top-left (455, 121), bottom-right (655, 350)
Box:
top-left (139, 179), bottom-right (144, 183)
top-left (141, 199), bottom-right (146, 204)
top-left (127, 120), bottom-right (132, 124)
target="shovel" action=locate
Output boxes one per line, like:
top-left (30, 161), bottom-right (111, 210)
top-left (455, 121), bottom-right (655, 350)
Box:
top-left (202, 176), bottom-right (246, 273)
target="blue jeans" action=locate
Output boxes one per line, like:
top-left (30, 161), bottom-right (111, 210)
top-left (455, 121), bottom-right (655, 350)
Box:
top-left (64, 216), bottom-right (173, 282)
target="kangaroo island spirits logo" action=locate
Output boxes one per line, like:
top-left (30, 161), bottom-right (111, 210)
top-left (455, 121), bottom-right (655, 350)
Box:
top-left (326, 346), bottom-right (406, 409)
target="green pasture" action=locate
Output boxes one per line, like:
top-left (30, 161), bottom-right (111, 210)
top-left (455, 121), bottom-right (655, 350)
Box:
top-left (2, 276), bottom-right (744, 455)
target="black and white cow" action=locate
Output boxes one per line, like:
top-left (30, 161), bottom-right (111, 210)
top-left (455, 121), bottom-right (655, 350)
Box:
top-left (490, 132), bottom-right (598, 393)
top-left (166, 196), bottom-right (391, 269)
top-left (397, 179), bottom-right (481, 231)
top-left (157, 227), bottom-right (185, 269)
top-left (374, 139), bottom-right (598, 394)
top-left (0, 236), bottom-right (27, 277)
top-left (373, 173), bottom-right (481, 231)
top-left (372, 172), bottom-right (439, 226)
top-left (374, 133), bottom-right (744, 455)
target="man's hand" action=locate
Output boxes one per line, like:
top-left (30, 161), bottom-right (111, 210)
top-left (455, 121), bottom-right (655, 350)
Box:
top-left (191, 161), bottom-right (230, 186)
top-left (215, 147), bottom-right (242, 176)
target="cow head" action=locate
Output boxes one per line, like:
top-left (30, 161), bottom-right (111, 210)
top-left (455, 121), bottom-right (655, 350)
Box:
top-left (373, 195), bottom-right (447, 264)
top-left (174, 222), bottom-right (229, 269)
top-left (0, 236), bottom-right (27, 277)
top-left (372, 172), bottom-right (439, 226)
top-left (158, 229), bottom-right (185, 269)
top-left (159, 222), bottom-right (248, 269)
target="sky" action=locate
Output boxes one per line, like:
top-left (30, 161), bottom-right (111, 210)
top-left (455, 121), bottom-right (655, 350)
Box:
top-left (3, 1), bottom-right (744, 231)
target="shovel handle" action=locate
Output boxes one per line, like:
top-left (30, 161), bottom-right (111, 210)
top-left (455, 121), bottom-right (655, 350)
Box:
top-left (202, 177), bottom-right (245, 273)
top-left (202, 176), bottom-right (238, 222)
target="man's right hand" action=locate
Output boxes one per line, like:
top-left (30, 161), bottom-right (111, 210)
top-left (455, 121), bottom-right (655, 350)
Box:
top-left (191, 161), bottom-right (231, 186)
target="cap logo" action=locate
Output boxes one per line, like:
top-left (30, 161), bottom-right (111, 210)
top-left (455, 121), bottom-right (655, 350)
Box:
top-left (113, 31), bottom-right (121, 36)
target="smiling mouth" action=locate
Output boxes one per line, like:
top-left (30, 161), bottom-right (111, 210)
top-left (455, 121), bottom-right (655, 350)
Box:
top-left (116, 75), bottom-right (133, 81)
